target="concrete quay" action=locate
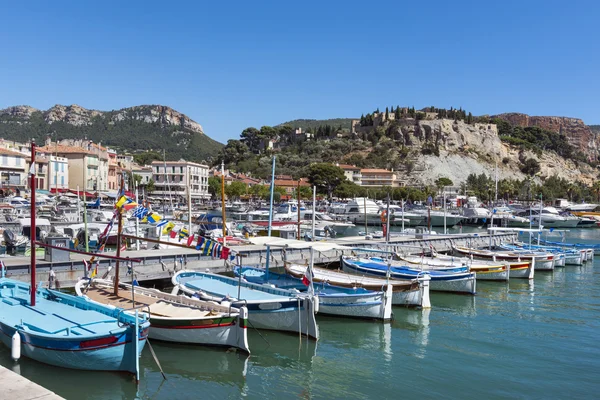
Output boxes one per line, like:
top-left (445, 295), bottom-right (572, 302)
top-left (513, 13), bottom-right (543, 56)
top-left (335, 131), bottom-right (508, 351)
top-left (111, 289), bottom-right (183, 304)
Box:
top-left (1, 232), bottom-right (517, 288)
top-left (0, 365), bottom-right (64, 400)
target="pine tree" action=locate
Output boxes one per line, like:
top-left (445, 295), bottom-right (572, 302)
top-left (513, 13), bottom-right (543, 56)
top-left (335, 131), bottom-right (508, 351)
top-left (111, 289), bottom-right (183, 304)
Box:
top-left (385, 107), bottom-right (389, 120)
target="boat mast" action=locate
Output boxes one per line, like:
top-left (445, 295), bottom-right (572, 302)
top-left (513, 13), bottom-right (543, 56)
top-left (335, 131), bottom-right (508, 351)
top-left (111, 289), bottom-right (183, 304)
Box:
top-left (163, 149), bottom-right (173, 214)
top-left (312, 185), bottom-right (316, 239)
top-left (187, 165), bottom-right (192, 244)
top-left (221, 160), bottom-right (227, 246)
top-left (385, 194), bottom-right (390, 243)
top-left (30, 139), bottom-right (36, 306)
top-left (297, 179), bottom-right (301, 240)
top-left (114, 172), bottom-right (124, 296)
top-left (265, 156), bottom-right (276, 281)
top-left (363, 197), bottom-right (367, 235)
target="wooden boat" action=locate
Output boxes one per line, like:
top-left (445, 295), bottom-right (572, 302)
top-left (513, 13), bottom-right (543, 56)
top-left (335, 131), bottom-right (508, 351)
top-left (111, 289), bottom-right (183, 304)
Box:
top-left (397, 254), bottom-right (511, 281)
top-left (172, 270), bottom-right (319, 339)
top-left (340, 256), bottom-right (476, 295)
top-left (235, 266), bottom-right (394, 321)
top-left (0, 275), bottom-right (149, 373)
top-left (414, 251), bottom-right (534, 279)
top-left (283, 263), bottom-right (430, 308)
top-left (499, 243), bottom-right (584, 266)
top-left (452, 245), bottom-right (555, 271)
top-left (0, 140), bottom-right (149, 376)
top-left (536, 238), bottom-right (597, 258)
top-left (75, 278), bottom-right (250, 353)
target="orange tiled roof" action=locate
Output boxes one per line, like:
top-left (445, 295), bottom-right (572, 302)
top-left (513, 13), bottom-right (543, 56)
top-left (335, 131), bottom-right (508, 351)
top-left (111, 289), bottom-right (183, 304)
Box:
top-left (337, 164), bottom-right (359, 170)
top-left (360, 168), bottom-right (393, 174)
top-left (274, 179), bottom-right (310, 187)
top-left (38, 144), bottom-right (93, 155)
top-left (0, 148), bottom-right (27, 157)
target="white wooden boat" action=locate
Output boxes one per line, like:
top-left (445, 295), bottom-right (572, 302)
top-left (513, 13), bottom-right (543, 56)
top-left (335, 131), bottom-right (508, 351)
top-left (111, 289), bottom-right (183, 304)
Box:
top-left (172, 270), bottom-right (319, 339)
top-left (341, 256), bottom-right (476, 295)
top-left (397, 254), bottom-right (511, 281)
top-left (284, 263), bottom-right (430, 308)
top-left (452, 245), bottom-right (555, 271)
top-left (76, 278), bottom-right (250, 353)
top-left (418, 251), bottom-right (534, 279)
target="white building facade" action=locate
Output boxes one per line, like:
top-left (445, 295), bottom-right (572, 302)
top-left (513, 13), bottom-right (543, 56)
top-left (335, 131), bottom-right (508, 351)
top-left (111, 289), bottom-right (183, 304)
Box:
top-left (151, 160), bottom-right (210, 203)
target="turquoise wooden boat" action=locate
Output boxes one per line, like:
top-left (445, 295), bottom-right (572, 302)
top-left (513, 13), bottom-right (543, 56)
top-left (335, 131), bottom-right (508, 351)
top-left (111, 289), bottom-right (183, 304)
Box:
top-left (0, 276), bottom-right (150, 374)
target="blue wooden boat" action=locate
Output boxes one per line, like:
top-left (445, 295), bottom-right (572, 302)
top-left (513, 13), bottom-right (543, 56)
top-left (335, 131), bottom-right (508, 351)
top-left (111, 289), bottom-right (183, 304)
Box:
top-left (535, 239), bottom-right (597, 258)
top-left (341, 256), bottom-right (477, 295)
top-left (0, 140), bottom-right (150, 376)
top-left (0, 276), bottom-right (149, 373)
top-left (234, 266), bottom-right (393, 321)
top-left (172, 270), bottom-right (319, 339)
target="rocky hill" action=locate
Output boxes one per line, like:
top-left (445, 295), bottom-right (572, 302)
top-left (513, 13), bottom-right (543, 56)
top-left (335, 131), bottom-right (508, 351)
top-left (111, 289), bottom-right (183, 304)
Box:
top-left (0, 104), bottom-right (222, 163)
top-left (384, 118), bottom-right (597, 186)
top-left (491, 113), bottom-right (597, 159)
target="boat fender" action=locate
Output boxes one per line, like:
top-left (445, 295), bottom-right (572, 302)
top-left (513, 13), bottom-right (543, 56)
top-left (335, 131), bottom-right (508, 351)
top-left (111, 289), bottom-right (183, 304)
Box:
top-left (11, 331), bottom-right (21, 361)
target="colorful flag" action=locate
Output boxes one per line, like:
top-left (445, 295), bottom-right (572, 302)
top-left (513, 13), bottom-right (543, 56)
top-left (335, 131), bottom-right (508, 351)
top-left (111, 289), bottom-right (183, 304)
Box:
top-left (178, 228), bottom-right (189, 241)
top-left (196, 236), bottom-right (205, 251)
top-left (220, 247), bottom-right (230, 260)
top-left (187, 234), bottom-right (195, 247)
top-left (132, 205), bottom-right (149, 219)
top-left (162, 221), bottom-right (175, 235)
top-left (147, 212), bottom-right (163, 224)
top-left (115, 196), bottom-right (128, 209)
top-left (169, 230), bottom-right (177, 239)
top-left (302, 267), bottom-right (314, 287)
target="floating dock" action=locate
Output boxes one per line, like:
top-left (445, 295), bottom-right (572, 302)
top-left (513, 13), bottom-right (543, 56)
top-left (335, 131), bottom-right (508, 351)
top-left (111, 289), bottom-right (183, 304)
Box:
top-left (0, 365), bottom-right (64, 400)
top-left (1, 232), bottom-right (516, 288)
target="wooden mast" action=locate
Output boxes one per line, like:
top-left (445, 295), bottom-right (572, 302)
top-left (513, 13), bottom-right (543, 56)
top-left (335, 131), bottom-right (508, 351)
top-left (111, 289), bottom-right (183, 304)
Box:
top-left (30, 139), bottom-right (36, 306)
top-left (297, 180), bottom-right (301, 240)
top-left (114, 172), bottom-right (124, 296)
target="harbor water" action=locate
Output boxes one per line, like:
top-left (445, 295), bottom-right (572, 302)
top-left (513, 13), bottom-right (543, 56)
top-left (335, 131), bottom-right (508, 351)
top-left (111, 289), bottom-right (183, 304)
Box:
top-left (1, 228), bottom-right (599, 399)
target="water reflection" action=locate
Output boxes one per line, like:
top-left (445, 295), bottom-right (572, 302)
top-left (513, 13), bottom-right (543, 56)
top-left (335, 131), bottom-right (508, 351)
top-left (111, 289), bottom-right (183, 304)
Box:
top-left (0, 346), bottom-right (136, 400)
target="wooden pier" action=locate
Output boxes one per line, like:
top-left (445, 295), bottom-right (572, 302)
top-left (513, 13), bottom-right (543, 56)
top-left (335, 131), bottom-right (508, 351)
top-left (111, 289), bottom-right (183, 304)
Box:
top-left (1, 232), bottom-right (517, 288)
top-left (0, 365), bottom-right (64, 400)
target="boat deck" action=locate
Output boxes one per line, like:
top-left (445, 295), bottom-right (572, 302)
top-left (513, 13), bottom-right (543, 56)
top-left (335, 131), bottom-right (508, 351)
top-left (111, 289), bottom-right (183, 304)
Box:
top-left (184, 278), bottom-right (293, 302)
top-left (0, 279), bottom-right (121, 336)
top-left (84, 285), bottom-right (214, 319)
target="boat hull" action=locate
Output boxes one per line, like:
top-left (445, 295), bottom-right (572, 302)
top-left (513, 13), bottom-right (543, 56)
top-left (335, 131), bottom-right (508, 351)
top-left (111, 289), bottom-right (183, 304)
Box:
top-left (240, 300), bottom-right (318, 339)
top-left (341, 257), bottom-right (476, 295)
top-left (148, 312), bottom-right (249, 352)
top-left (471, 268), bottom-right (509, 281)
top-left (0, 322), bottom-right (147, 373)
top-left (173, 271), bottom-right (319, 339)
top-left (316, 288), bottom-right (392, 321)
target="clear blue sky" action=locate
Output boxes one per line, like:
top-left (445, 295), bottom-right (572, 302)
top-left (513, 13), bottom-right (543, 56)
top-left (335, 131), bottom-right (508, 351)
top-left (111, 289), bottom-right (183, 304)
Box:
top-left (1, 0), bottom-right (598, 143)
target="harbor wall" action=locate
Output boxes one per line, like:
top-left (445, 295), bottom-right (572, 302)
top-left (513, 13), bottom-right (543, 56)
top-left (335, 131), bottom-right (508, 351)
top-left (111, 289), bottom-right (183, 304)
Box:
top-left (2, 233), bottom-right (517, 288)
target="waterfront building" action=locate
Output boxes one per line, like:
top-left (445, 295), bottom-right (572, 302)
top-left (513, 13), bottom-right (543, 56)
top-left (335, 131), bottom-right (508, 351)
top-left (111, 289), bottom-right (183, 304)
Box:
top-left (151, 159), bottom-right (210, 203)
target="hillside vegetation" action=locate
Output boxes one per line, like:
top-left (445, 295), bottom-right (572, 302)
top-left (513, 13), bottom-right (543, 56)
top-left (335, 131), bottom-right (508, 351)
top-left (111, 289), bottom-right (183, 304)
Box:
top-left (0, 106), bottom-right (222, 163)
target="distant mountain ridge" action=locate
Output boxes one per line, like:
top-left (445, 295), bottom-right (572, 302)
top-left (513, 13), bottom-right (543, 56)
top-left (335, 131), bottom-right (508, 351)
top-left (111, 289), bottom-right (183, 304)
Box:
top-left (0, 104), bottom-right (222, 163)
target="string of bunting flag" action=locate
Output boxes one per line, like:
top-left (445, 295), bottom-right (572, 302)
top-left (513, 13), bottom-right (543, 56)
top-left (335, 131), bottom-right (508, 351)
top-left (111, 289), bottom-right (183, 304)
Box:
top-left (115, 195), bottom-right (233, 260)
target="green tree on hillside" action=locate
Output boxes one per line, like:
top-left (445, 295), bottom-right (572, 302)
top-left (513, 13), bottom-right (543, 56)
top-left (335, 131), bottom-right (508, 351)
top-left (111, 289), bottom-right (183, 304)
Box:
top-left (307, 163), bottom-right (346, 199)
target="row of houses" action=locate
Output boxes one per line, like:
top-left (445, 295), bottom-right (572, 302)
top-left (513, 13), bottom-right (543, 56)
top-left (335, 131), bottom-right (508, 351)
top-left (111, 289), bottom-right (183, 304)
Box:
top-left (0, 138), bottom-right (212, 202)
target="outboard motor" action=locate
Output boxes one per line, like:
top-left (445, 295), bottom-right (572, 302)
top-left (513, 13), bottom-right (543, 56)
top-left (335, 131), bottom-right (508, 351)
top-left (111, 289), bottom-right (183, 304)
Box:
top-left (324, 226), bottom-right (336, 238)
top-left (3, 230), bottom-right (17, 255)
